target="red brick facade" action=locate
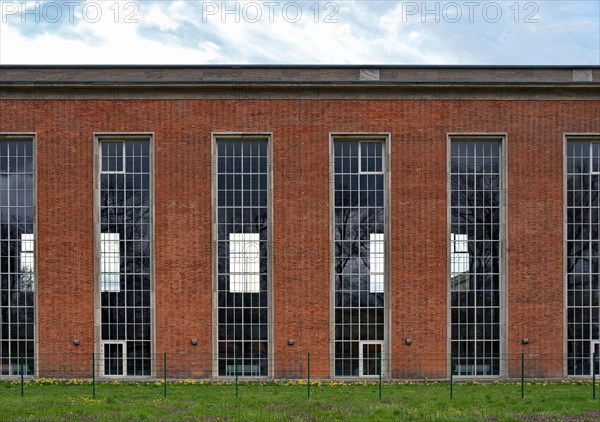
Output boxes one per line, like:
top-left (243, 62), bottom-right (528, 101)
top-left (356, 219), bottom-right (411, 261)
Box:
top-left (1, 66), bottom-right (599, 378)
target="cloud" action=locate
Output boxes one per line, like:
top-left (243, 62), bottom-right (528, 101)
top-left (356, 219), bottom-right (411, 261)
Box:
top-left (0, 1), bottom-right (221, 64)
top-left (0, 0), bottom-right (598, 64)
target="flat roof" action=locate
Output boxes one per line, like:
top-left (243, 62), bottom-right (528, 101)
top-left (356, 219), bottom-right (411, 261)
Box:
top-left (1, 65), bottom-right (598, 86)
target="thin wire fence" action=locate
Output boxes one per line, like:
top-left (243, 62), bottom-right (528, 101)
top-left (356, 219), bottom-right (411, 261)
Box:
top-left (1, 352), bottom-right (598, 383)
top-left (0, 352), bottom-right (597, 421)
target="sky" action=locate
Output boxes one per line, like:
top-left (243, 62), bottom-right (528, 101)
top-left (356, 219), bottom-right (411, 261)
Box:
top-left (0, 0), bottom-right (599, 65)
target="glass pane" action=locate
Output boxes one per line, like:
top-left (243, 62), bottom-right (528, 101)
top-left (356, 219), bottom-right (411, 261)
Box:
top-left (334, 140), bottom-right (386, 376)
top-left (362, 343), bottom-right (381, 376)
top-left (99, 140), bottom-right (151, 376)
top-left (216, 139), bottom-right (269, 377)
top-left (0, 139), bottom-right (35, 374)
top-left (104, 343), bottom-right (123, 376)
top-left (450, 140), bottom-right (501, 376)
top-left (567, 140), bottom-right (600, 376)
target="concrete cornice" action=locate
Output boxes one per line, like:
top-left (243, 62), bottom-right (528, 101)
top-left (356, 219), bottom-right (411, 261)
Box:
top-left (1, 66), bottom-right (598, 100)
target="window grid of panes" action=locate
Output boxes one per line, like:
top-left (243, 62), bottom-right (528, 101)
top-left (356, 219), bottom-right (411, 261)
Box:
top-left (566, 141), bottom-right (600, 376)
top-left (216, 139), bottom-right (269, 377)
top-left (0, 139), bottom-right (35, 376)
top-left (100, 140), bottom-right (151, 376)
top-left (333, 140), bottom-right (385, 377)
top-left (450, 140), bottom-right (501, 376)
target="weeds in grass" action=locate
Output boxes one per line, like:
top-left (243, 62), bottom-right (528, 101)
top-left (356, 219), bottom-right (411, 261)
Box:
top-left (0, 379), bottom-right (597, 421)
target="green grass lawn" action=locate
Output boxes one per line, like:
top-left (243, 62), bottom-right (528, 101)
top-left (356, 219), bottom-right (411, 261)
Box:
top-left (0, 379), bottom-right (598, 421)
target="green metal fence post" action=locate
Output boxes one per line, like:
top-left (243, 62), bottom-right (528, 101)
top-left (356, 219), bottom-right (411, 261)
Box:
top-left (307, 352), bottom-right (310, 399)
top-left (235, 351), bottom-right (239, 399)
top-left (450, 352), bottom-right (453, 400)
top-left (593, 352), bottom-right (597, 400)
top-left (379, 351), bottom-right (382, 400)
top-left (92, 352), bottom-right (96, 399)
top-left (20, 353), bottom-right (24, 398)
top-left (163, 352), bottom-right (167, 399)
top-left (521, 353), bottom-right (525, 399)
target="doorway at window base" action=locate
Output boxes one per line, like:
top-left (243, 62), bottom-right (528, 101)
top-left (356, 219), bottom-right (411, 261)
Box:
top-left (101, 341), bottom-right (126, 376)
top-left (359, 341), bottom-right (384, 377)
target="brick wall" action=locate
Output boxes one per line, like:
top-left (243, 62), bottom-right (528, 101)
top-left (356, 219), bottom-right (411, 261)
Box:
top-left (0, 98), bottom-right (599, 378)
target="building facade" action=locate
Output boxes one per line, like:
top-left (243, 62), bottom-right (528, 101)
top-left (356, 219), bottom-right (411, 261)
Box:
top-left (0, 66), bottom-right (599, 379)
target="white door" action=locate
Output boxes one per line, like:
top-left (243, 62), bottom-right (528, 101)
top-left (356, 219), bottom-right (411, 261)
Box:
top-left (102, 341), bottom-right (126, 376)
top-left (359, 341), bottom-right (383, 377)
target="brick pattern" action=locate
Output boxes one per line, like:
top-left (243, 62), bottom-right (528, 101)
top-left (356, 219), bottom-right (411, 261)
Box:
top-left (0, 99), bottom-right (599, 378)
